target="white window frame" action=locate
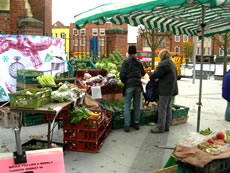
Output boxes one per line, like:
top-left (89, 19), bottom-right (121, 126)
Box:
top-left (73, 29), bottom-right (78, 35)
top-left (197, 47), bottom-right (200, 55)
top-left (100, 28), bottom-right (105, 36)
top-left (100, 38), bottom-right (105, 46)
top-left (80, 29), bottom-right (86, 36)
top-left (183, 35), bottom-right (188, 42)
top-left (92, 28), bottom-right (98, 36)
top-left (203, 48), bottom-right (206, 55)
top-left (175, 35), bottom-right (180, 42)
top-left (219, 48), bottom-right (224, 56)
top-left (175, 46), bottom-right (180, 52)
top-left (74, 39), bottom-right (78, 46)
top-left (80, 39), bottom-right (86, 46)
top-left (60, 33), bottom-right (65, 39)
top-left (208, 48), bottom-right (211, 55)
top-left (219, 35), bottom-right (224, 42)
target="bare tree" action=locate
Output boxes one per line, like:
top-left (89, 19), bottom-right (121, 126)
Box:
top-left (139, 27), bottom-right (170, 69)
top-left (181, 42), bottom-right (193, 64)
top-left (213, 33), bottom-right (230, 78)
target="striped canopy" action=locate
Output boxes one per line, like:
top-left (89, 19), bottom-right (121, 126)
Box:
top-left (74, 0), bottom-right (230, 37)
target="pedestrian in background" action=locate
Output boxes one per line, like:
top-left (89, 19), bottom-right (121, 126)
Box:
top-left (120, 45), bottom-right (145, 132)
top-left (150, 49), bottom-right (178, 133)
top-left (222, 70), bottom-right (230, 121)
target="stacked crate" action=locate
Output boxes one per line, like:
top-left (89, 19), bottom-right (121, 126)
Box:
top-left (171, 105), bottom-right (190, 126)
top-left (16, 70), bottom-right (43, 91)
top-left (63, 110), bottom-right (112, 153)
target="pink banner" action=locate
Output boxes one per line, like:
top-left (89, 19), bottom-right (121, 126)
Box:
top-left (0, 149), bottom-right (65, 173)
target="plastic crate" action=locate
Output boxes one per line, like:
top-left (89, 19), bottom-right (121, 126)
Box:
top-left (172, 105), bottom-right (189, 119)
top-left (67, 61), bottom-right (76, 77)
top-left (9, 88), bottom-right (51, 109)
top-left (171, 116), bottom-right (188, 126)
top-left (76, 69), bottom-right (107, 88)
top-left (176, 159), bottom-right (230, 173)
top-left (64, 135), bottom-right (105, 153)
top-left (23, 114), bottom-right (43, 126)
top-left (16, 82), bottom-right (39, 90)
top-left (63, 110), bottom-right (112, 153)
top-left (63, 110), bottom-right (106, 131)
top-left (16, 70), bottom-right (43, 84)
top-left (141, 107), bottom-right (158, 125)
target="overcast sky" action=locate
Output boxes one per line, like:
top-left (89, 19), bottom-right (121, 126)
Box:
top-left (52, 0), bottom-right (138, 43)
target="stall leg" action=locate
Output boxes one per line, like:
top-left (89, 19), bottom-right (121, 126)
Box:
top-left (47, 114), bottom-right (51, 148)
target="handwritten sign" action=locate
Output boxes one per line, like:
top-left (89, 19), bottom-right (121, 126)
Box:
top-left (0, 148), bottom-right (65, 173)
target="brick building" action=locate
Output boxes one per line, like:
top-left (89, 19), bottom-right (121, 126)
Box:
top-left (68, 23), bottom-right (128, 58)
top-left (0, 0), bottom-right (52, 35)
top-left (136, 31), bottom-right (230, 58)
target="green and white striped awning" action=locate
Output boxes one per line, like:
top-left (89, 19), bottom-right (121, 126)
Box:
top-left (74, 0), bottom-right (230, 37)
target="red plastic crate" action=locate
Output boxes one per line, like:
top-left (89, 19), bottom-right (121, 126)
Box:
top-left (43, 109), bottom-right (69, 123)
top-left (63, 110), bottom-right (107, 130)
top-left (76, 70), bottom-right (107, 88)
top-left (63, 122), bottom-right (106, 142)
top-left (63, 110), bottom-right (112, 153)
top-left (64, 135), bottom-right (105, 153)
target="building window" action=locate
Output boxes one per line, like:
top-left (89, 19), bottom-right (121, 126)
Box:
top-left (100, 29), bottom-right (105, 36)
top-left (92, 28), bottom-right (98, 36)
top-left (73, 29), bottom-right (78, 35)
top-left (159, 38), bottom-right (166, 48)
top-left (219, 35), bottom-right (224, 42)
top-left (144, 39), bottom-right (148, 47)
top-left (80, 39), bottom-right (86, 46)
top-left (203, 48), bottom-right (206, 55)
top-left (100, 38), bottom-right (105, 46)
top-left (80, 29), bottom-right (85, 36)
top-left (175, 47), bottom-right (180, 52)
top-left (183, 35), bottom-right (188, 42)
top-left (74, 39), bottom-right (78, 46)
top-left (197, 48), bottom-right (200, 55)
top-left (219, 48), bottom-right (224, 56)
top-left (220, 48), bottom-right (230, 56)
top-left (197, 36), bottom-right (201, 42)
top-left (175, 35), bottom-right (180, 42)
top-left (207, 37), bottom-right (211, 42)
top-left (60, 33), bottom-right (65, 39)
top-left (208, 48), bottom-right (211, 55)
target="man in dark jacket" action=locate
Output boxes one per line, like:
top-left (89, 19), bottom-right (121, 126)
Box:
top-left (120, 45), bottom-right (145, 132)
top-left (222, 70), bottom-right (230, 121)
top-left (150, 49), bottom-right (178, 133)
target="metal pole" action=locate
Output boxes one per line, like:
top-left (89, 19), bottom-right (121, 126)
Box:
top-left (197, 6), bottom-right (205, 132)
top-left (14, 128), bottom-right (22, 156)
top-left (192, 36), bottom-right (197, 84)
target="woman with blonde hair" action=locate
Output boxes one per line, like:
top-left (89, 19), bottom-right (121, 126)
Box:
top-left (150, 49), bottom-right (178, 133)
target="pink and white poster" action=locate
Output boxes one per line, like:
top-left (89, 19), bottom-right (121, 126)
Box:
top-left (0, 34), bottom-right (67, 102)
top-left (0, 148), bottom-right (65, 173)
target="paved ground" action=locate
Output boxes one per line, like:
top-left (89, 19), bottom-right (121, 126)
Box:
top-left (0, 77), bottom-right (229, 173)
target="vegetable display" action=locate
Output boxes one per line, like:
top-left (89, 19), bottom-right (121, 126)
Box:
top-left (37, 75), bottom-right (56, 87)
top-left (69, 58), bottom-right (95, 70)
top-left (68, 107), bottom-right (100, 124)
top-left (95, 48), bottom-right (124, 86)
top-left (51, 84), bottom-right (72, 102)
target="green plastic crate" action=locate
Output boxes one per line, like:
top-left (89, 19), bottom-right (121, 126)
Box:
top-left (172, 105), bottom-right (189, 119)
top-left (23, 114), bottom-right (43, 126)
top-left (17, 70), bottom-right (43, 84)
top-left (9, 88), bottom-right (51, 109)
top-left (140, 108), bottom-right (158, 125)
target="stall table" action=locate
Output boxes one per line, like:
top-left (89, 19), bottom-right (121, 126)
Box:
top-left (10, 101), bottom-right (74, 148)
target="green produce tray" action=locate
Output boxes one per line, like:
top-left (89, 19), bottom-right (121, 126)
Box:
top-left (172, 105), bottom-right (189, 119)
top-left (23, 114), bottom-right (43, 126)
top-left (67, 61), bottom-right (76, 77)
top-left (17, 70), bottom-right (43, 84)
top-left (140, 107), bottom-right (158, 125)
top-left (9, 88), bottom-right (51, 109)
